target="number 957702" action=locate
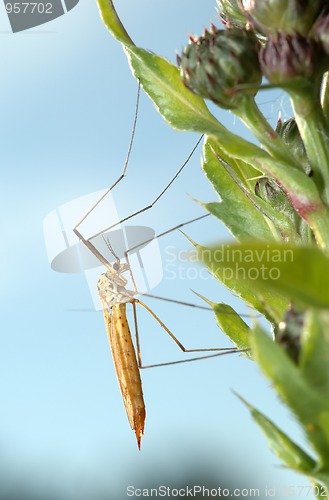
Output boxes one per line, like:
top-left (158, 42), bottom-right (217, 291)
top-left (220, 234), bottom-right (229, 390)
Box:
top-left (5, 3), bottom-right (53, 14)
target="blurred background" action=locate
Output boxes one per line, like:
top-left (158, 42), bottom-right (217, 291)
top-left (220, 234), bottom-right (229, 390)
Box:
top-left (0, 1), bottom-right (314, 498)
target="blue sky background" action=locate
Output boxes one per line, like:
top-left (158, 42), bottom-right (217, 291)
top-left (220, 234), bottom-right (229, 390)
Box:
top-left (0, 1), bottom-right (313, 499)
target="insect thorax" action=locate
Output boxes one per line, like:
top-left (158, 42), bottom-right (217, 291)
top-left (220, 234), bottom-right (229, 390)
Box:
top-left (97, 271), bottom-right (135, 308)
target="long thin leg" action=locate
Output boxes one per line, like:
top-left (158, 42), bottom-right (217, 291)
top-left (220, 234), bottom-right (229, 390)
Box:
top-left (140, 349), bottom-right (244, 370)
top-left (140, 294), bottom-right (256, 318)
top-left (87, 134), bottom-right (204, 243)
top-left (136, 299), bottom-right (240, 354)
top-left (123, 213), bottom-right (258, 319)
top-left (132, 299), bottom-right (247, 369)
top-left (74, 127), bottom-right (204, 290)
top-left (72, 82), bottom-right (141, 264)
top-left (125, 211), bottom-right (209, 294)
top-left (125, 213), bottom-right (210, 259)
top-left (132, 294), bottom-right (250, 369)
top-left (132, 301), bottom-right (143, 367)
top-left (131, 299), bottom-right (241, 370)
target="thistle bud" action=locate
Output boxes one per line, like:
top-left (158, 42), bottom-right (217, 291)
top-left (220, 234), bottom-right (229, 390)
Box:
top-left (216, 0), bottom-right (247, 29)
top-left (276, 118), bottom-right (311, 175)
top-left (177, 26), bottom-right (262, 109)
top-left (255, 177), bottom-right (294, 216)
top-left (241, 0), bottom-right (325, 37)
top-left (259, 33), bottom-right (325, 85)
top-left (255, 176), bottom-right (306, 238)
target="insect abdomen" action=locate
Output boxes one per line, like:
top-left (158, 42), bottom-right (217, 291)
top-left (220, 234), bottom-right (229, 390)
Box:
top-left (103, 302), bottom-right (146, 449)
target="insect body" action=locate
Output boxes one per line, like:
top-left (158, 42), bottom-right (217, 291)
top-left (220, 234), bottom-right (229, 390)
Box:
top-left (98, 266), bottom-right (145, 449)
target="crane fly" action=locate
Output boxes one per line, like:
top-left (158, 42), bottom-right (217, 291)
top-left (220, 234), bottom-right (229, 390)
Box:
top-left (72, 84), bottom-right (242, 449)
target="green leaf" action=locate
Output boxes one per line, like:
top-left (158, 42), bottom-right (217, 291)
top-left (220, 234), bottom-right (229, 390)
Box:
top-left (252, 325), bottom-right (329, 465)
top-left (194, 240), bottom-right (289, 322)
top-left (203, 138), bottom-right (300, 242)
top-left (199, 242), bottom-right (329, 310)
top-left (97, 0), bottom-right (220, 134)
top-left (301, 311), bottom-right (329, 397)
top-left (311, 478), bottom-right (329, 498)
top-left (202, 138), bottom-right (273, 240)
top-left (319, 413), bottom-right (329, 450)
top-left (196, 293), bottom-right (251, 353)
top-left (125, 46), bottom-right (225, 135)
top-left (236, 393), bottom-right (316, 472)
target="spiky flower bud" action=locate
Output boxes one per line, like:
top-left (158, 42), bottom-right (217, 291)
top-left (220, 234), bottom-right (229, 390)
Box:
top-left (241, 0), bottom-right (325, 37)
top-left (216, 0), bottom-right (247, 29)
top-left (255, 175), bottom-right (307, 238)
top-left (177, 26), bottom-right (262, 110)
top-left (276, 118), bottom-right (311, 175)
top-left (259, 33), bottom-right (325, 85)
top-left (255, 177), bottom-right (294, 216)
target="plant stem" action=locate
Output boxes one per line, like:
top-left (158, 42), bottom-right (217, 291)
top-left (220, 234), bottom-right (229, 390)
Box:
top-left (289, 83), bottom-right (329, 205)
top-left (97, 0), bottom-right (134, 45)
top-left (236, 96), bottom-right (301, 168)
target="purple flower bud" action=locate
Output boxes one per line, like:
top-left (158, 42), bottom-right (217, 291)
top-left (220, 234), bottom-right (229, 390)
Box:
top-left (242, 0), bottom-right (326, 36)
top-left (259, 33), bottom-right (326, 84)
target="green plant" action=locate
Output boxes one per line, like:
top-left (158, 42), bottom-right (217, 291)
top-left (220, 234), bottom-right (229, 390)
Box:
top-left (97, 0), bottom-right (329, 495)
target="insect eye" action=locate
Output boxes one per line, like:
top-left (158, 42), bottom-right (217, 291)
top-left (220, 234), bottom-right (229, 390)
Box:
top-left (113, 261), bottom-right (120, 271)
